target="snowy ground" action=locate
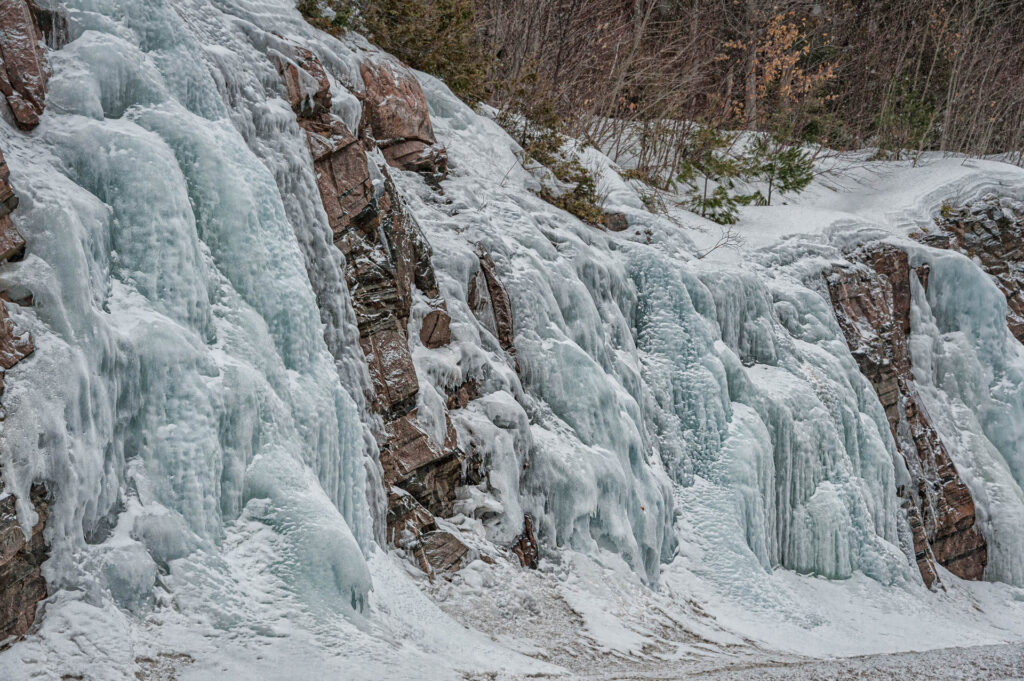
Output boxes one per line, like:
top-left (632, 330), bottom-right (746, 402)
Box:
top-left (575, 643), bottom-right (1024, 680)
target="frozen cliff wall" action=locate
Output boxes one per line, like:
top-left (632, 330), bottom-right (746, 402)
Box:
top-left (1, 0), bottom-right (1024, 677)
top-left (0, 139), bottom-right (47, 645)
top-left (0, 1), bottom-right (377, 666)
top-left (826, 244), bottom-right (986, 587)
top-left (396, 71), bottom-right (921, 585)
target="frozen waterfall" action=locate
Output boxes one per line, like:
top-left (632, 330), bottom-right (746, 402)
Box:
top-left (0, 0), bottom-right (372, 629)
top-left (2, 0), bottom-right (1024, 678)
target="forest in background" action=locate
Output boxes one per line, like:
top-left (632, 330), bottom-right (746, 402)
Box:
top-left (300, 0), bottom-right (1024, 221)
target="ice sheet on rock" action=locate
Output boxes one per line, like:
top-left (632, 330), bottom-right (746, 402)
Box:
top-left (3, 0), bottom-right (1024, 676)
top-left (0, 0), bottom-right (373, 666)
top-left (408, 69), bottom-right (912, 587)
top-left (907, 245), bottom-right (1024, 585)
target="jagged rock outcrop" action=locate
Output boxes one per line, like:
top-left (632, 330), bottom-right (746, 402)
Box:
top-left (915, 196), bottom-right (1024, 342)
top-left (0, 150), bottom-right (25, 263)
top-left (276, 45), bottom-right (469, 574)
top-left (827, 244), bottom-right (986, 587)
top-left (0, 483), bottom-right (48, 646)
top-left (510, 514), bottom-right (539, 569)
top-left (469, 249), bottom-right (519, 371)
top-left (359, 58), bottom-right (447, 178)
top-left (0, 0), bottom-right (51, 130)
top-left (26, 1), bottom-right (69, 51)
top-left (0, 146), bottom-right (32, 399)
top-left (0, 144), bottom-right (45, 646)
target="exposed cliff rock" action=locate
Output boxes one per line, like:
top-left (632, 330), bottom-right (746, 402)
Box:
top-left (0, 483), bottom-right (48, 647)
top-left (277, 45), bottom-right (469, 574)
top-left (277, 44), bottom-right (332, 120)
top-left (0, 146), bottom-right (32, 397)
top-left (468, 248), bottom-right (518, 371)
top-left (0, 149), bottom-right (25, 263)
top-left (26, 1), bottom-right (69, 51)
top-left (915, 196), bottom-right (1024, 342)
top-left (0, 144), bottom-right (45, 646)
top-left (510, 514), bottom-right (539, 569)
top-left (359, 57), bottom-right (447, 179)
top-left (0, 0), bottom-right (50, 130)
top-left (826, 244), bottom-right (986, 586)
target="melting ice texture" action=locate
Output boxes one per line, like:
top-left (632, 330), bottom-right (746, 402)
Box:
top-left (0, 0), bottom-right (373, 632)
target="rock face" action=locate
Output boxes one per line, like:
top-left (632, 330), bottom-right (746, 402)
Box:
top-left (510, 514), bottom-right (539, 569)
top-left (359, 58), bottom-right (447, 178)
top-left (915, 196), bottom-right (1024, 342)
top-left (602, 211), bottom-right (629, 232)
top-left (826, 244), bottom-right (987, 586)
top-left (0, 144), bottom-right (46, 646)
top-left (276, 45), bottom-right (469, 575)
top-left (0, 0), bottom-right (51, 130)
top-left (0, 146), bottom-right (32, 398)
top-left (468, 248), bottom-right (519, 371)
top-left (0, 484), bottom-right (48, 645)
top-left (0, 149), bottom-right (25, 263)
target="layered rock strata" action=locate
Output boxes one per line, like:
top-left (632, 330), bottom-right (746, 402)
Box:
top-left (0, 0), bottom-right (52, 130)
top-left (468, 248), bottom-right (519, 372)
top-left (0, 484), bottom-right (47, 646)
top-left (826, 244), bottom-right (986, 587)
top-left (275, 45), bottom-right (470, 576)
top-left (359, 58), bottom-right (447, 179)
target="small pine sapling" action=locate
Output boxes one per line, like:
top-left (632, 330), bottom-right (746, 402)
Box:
top-left (744, 134), bottom-right (814, 205)
top-left (677, 127), bottom-right (757, 224)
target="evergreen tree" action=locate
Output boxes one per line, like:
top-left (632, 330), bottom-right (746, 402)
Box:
top-left (744, 134), bottom-right (813, 205)
top-left (677, 128), bottom-right (757, 225)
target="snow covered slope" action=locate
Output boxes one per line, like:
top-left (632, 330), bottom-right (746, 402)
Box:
top-left (0, 1), bottom-right (1023, 679)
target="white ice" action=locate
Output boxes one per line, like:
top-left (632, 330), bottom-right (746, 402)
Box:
top-left (1, 1), bottom-right (1024, 679)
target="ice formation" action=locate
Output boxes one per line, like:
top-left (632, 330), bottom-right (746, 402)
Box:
top-left (0, 0), bottom-right (1023, 678)
top-left (907, 245), bottom-right (1024, 586)
top-left (404, 77), bottom-right (912, 585)
top-left (1, 0), bottom-right (372, 639)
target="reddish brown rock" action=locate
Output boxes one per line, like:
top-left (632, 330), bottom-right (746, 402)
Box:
top-left (0, 149), bottom-right (17, 217)
top-left (301, 115), bottom-right (376, 240)
top-left (386, 487), bottom-right (436, 546)
top-left (445, 378), bottom-right (478, 411)
top-left (0, 147), bottom-right (31, 398)
top-left (0, 296), bottom-right (32, 397)
top-left (0, 0), bottom-right (50, 130)
top-left (387, 483), bottom-right (472, 577)
top-left (379, 412), bottom-right (448, 488)
top-left (469, 248), bottom-right (518, 370)
top-left (915, 197), bottom-right (1024, 342)
top-left (419, 307), bottom-right (451, 349)
top-left (0, 149), bottom-right (25, 263)
top-left (274, 44), bottom-right (332, 120)
top-left (603, 211), bottom-right (629, 232)
top-left (359, 58), bottom-right (447, 177)
top-left (510, 514), bottom-right (539, 569)
top-left (359, 328), bottom-right (420, 419)
top-left (0, 483), bottom-right (48, 646)
top-left (26, 1), bottom-right (68, 51)
top-left (0, 144), bottom-right (44, 646)
top-left (284, 48), bottom-right (471, 570)
top-left (827, 244), bottom-right (986, 587)
top-left (415, 530), bottom-right (471, 577)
